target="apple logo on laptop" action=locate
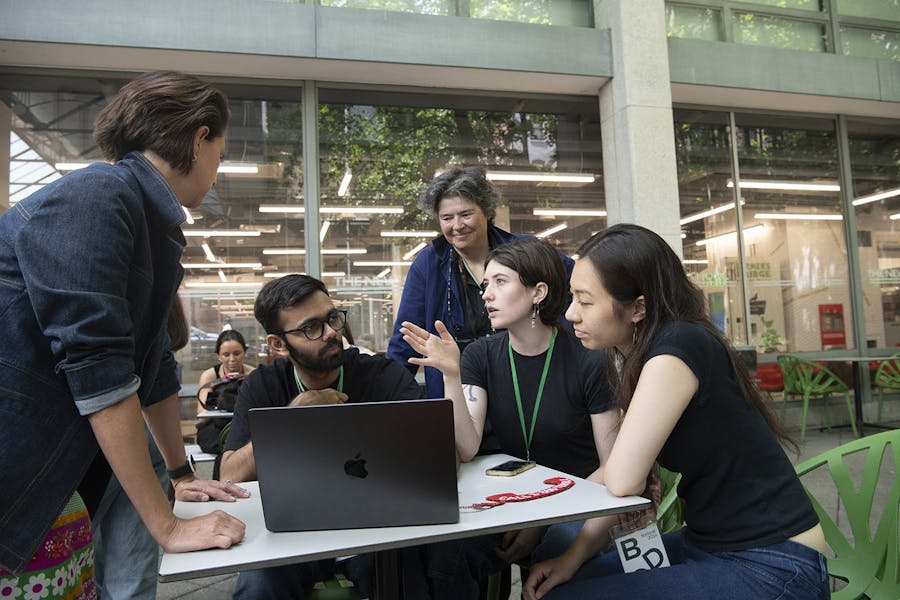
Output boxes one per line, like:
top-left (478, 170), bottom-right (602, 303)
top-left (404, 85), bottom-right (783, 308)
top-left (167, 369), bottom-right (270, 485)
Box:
top-left (344, 452), bottom-right (368, 479)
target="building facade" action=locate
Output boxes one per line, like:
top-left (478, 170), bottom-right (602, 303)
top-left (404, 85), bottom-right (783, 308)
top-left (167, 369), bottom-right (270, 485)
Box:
top-left (2, 0), bottom-right (898, 391)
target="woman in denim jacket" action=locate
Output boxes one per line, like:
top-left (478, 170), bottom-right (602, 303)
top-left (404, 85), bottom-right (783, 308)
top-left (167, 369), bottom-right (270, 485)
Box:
top-left (0, 71), bottom-right (248, 584)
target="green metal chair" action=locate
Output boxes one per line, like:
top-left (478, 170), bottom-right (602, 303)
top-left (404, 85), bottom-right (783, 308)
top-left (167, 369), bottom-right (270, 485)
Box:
top-left (306, 573), bottom-right (363, 600)
top-left (795, 429), bottom-right (900, 599)
top-left (777, 355), bottom-right (858, 441)
top-left (873, 352), bottom-right (900, 423)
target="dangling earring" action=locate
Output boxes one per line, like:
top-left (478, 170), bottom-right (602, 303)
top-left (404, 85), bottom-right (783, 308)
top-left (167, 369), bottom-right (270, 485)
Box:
top-left (531, 303), bottom-right (539, 328)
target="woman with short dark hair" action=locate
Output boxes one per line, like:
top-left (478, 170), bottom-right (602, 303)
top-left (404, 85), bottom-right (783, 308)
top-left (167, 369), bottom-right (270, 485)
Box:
top-left (0, 71), bottom-right (247, 590)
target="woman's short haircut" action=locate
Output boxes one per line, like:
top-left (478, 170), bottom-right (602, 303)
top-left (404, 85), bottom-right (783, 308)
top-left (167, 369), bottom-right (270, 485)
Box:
top-left (215, 329), bottom-right (247, 353)
top-left (486, 237), bottom-right (568, 325)
top-left (254, 274), bottom-right (329, 334)
top-left (94, 71), bottom-right (229, 175)
top-left (419, 166), bottom-right (497, 222)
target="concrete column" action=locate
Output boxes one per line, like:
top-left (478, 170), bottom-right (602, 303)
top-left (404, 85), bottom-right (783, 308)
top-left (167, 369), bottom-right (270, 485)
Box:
top-left (594, 0), bottom-right (682, 255)
top-left (0, 102), bottom-right (10, 212)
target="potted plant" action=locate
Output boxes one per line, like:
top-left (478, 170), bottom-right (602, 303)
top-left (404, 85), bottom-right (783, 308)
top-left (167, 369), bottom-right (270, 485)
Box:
top-left (757, 316), bottom-right (787, 353)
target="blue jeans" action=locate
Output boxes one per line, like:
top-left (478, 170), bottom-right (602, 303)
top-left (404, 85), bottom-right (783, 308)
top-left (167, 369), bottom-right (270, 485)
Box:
top-left (544, 529), bottom-right (829, 599)
top-left (92, 428), bottom-right (168, 600)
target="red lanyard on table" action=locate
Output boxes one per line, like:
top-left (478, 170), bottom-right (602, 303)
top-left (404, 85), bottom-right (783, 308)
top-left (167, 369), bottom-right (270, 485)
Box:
top-left (462, 477), bottom-right (575, 510)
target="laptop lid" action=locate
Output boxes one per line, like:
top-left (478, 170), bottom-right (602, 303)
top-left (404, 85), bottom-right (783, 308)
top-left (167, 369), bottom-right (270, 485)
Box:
top-left (249, 398), bottom-right (459, 532)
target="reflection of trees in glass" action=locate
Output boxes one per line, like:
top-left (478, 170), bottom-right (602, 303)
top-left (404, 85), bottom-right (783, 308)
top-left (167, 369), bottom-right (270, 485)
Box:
top-left (665, 5), bottom-right (722, 41)
top-left (732, 12), bottom-right (825, 52)
top-left (735, 126), bottom-right (837, 182)
top-left (469, 0), bottom-right (552, 24)
top-left (319, 0), bottom-right (452, 15)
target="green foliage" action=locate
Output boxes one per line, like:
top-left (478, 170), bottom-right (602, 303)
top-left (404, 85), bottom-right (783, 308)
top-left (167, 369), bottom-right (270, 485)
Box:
top-left (756, 316), bottom-right (786, 352)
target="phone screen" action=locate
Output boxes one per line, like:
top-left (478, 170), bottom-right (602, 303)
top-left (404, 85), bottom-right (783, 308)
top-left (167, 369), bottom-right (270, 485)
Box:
top-left (485, 459), bottom-right (536, 476)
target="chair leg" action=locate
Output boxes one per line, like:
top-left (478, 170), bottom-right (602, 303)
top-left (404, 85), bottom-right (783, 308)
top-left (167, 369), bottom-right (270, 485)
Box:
top-left (822, 393), bottom-right (832, 432)
top-left (844, 392), bottom-right (858, 437)
top-left (877, 388), bottom-right (885, 423)
top-left (801, 392), bottom-right (811, 442)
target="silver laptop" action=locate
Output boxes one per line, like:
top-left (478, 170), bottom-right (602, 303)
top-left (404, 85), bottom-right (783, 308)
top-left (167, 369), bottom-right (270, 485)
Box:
top-left (249, 398), bottom-right (459, 532)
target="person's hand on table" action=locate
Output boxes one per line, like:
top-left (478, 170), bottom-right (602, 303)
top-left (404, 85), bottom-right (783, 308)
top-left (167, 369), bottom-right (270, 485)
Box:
top-left (400, 320), bottom-right (461, 376)
top-left (172, 476), bottom-right (250, 502)
top-left (289, 388), bottom-right (348, 407)
top-left (495, 525), bottom-right (546, 564)
top-left (161, 512), bottom-right (246, 552)
top-left (523, 554), bottom-right (581, 600)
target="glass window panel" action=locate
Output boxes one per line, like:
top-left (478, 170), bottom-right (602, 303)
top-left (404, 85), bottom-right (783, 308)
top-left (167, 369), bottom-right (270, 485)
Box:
top-left (847, 118), bottom-right (900, 352)
top-left (318, 89), bottom-right (603, 352)
top-left (734, 0), bottom-right (822, 11)
top-left (675, 109), bottom-right (746, 344)
top-left (733, 113), bottom-right (847, 354)
top-left (319, 0), bottom-right (453, 15)
top-left (665, 4), bottom-right (723, 41)
top-left (469, 0), bottom-right (592, 27)
top-left (837, 0), bottom-right (900, 21)
top-left (840, 26), bottom-right (900, 61)
top-left (732, 12), bottom-right (826, 52)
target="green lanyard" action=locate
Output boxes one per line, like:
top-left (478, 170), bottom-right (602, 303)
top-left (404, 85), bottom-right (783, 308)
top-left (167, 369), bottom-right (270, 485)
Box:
top-left (508, 328), bottom-right (557, 462)
top-left (293, 365), bottom-right (344, 394)
top-left (460, 256), bottom-right (480, 286)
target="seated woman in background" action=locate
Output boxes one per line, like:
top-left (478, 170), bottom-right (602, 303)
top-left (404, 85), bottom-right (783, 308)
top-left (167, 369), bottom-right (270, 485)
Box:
top-left (524, 224), bottom-right (828, 600)
top-left (196, 329), bottom-right (255, 413)
top-left (400, 237), bottom-right (621, 582)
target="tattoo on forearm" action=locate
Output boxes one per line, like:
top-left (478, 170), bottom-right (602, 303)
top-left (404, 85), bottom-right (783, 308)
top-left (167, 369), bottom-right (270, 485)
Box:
top-left (463, 385), bottom-right (477, 403)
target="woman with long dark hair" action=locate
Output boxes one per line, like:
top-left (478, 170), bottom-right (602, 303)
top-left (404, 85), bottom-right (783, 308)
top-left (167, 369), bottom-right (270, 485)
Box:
top-left (524, 224), bottom-right (828, 599)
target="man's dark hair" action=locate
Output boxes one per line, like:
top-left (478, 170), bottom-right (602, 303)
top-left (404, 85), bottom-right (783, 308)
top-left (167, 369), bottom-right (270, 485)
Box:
top-left (254, 274), bottom-right (329, 334)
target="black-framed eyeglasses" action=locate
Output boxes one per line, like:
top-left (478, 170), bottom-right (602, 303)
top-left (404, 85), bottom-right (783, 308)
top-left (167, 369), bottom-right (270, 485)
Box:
top-left (277, 310), bottom-right (347, 341)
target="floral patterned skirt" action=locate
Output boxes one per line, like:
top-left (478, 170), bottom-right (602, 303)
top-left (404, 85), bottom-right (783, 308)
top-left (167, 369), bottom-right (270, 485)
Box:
top-left (0, 492), bottom-right (96, 600)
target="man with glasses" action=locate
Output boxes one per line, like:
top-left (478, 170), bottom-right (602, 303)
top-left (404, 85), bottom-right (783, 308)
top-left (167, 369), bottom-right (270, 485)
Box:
top-left (220, 274), bottom-right (422, 599)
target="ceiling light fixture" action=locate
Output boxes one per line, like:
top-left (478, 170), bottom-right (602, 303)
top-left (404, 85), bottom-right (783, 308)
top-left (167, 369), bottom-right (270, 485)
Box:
top-left (319, 220), bottom-right (330, 242)
top-left (696, 224), bottom-right (765, 247)
top-left (375, 268), bottom-right (391, 278)
top-left (217, 269), bottom-right (227, 282)
top-left (354, 261), bottom-right (413, 267)
top-left (185, 281), bottom-right (263, 289)
top-left (487, 171), bottom-right (595, 183)
top-left (402, 242), bottom-right (428, 261)
top-left (182, 207), bottom-right (194, 225)
top-left (183, 229), bottom-right (261, 237)
top-left (532, 209), bottom-right (607, 217)
top-left (535, 223), bottom-right (568, 238)
top-left (201, 243), bottom-right (217, 262)
top-left (264, 271), bottom-right (346, 278)
top-left (380, 230), bottom-right (439, 238)
top-left (217, 163), bottom-right (258, 174)
top-left (337, 170), bottom-right (352, 197)
top-left (682, 259), bottom-right (709, 265)
top-left (262, 248), bottom-right (368, 255)
top-left (890, 213), bottom-right (900, 220)
top-left (754, 213), bottom-right (843, 221)
top-left (679, 201), bottom-right (743, 225)
top-left (54, 162), bottom-right (92, 171)
top-left (853, 186), bottom-right (900, 206)
top-left (258, 205), bottom-right (404, 215)
top-left (726, 179), bottom-right (840, 192)
top-left (182, 262), bottom-right (263, 269)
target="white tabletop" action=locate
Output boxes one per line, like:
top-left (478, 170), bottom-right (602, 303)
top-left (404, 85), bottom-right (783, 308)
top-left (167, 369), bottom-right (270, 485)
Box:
top-left (159, 454), bottom-right (650, 582)
top-left (197, 409), bottom-right (234, 418)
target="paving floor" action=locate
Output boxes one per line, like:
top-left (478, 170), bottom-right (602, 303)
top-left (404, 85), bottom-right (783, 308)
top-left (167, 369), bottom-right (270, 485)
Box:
top-left (156, 422), bottom-right (897, 599)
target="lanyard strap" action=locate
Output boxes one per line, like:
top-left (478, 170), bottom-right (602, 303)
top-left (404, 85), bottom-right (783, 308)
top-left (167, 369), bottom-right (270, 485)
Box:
top-left (460, 256), bottom-right (481, 286)
top-left (463, 477), bottom-right (575, 510)
top-left (508, 327), bottom-right (557, 462)
top-left (293, 365), bottom-right (344, 394)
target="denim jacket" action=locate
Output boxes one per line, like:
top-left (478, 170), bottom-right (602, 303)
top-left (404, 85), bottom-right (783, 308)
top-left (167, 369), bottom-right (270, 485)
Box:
top-left (387, 226), bottom-right (574, 399)
top-left (0, 152), bottom-right (184, 573)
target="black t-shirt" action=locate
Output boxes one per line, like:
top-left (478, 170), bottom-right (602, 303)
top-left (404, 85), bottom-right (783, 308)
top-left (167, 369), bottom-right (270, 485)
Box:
top-left (460, 328), bottom-right (613, 479)
top-left (647, 322), bottom-right (818, 552)
top-left (224, 348), bottom-right (423, 453)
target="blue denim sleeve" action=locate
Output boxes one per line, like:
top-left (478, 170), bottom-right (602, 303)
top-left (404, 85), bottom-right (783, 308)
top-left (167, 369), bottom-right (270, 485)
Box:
top-left (14, 171), bottom-right (142, 415)
top-left (387, 252), bottom-right (428, 372)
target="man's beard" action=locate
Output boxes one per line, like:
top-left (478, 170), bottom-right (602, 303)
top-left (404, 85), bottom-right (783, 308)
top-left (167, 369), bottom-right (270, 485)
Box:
top-left (283, 337), bottom-right (344, 374)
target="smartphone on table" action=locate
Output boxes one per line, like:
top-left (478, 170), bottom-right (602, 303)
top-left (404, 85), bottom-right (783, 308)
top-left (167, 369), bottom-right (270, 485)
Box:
top-left (485, 459), bottom-right (536, 477)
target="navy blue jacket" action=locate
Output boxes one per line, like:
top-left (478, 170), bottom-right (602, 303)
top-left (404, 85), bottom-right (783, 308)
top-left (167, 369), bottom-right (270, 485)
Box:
top-left (0, 152), bottom-right (184, 573)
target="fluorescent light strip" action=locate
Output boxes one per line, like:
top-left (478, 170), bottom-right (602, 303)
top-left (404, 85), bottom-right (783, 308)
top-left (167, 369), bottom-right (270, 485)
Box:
top-left (200, 243), bottom-right (217, 262)
top-left (217, 163), bottom-right (258, 174)
top-left (754, 213), bottom-right (843, 221)
top-left (853, 187), bottom-right (900, 206)
top-left (380, 230), bottom-right (439, 238)
top-left (727, 180), bottom-right (840, 192)
top-left (682, 260), bottom-right (709, 265)
top-left (679, 202), bottom-right (743, 225)
top-left (375, 268), bottom-right (391, 278)
top-left (183, 262), bottom-right (263, 269)
top-left (262, 248), bottom-right (368, 255)
top-left (402, 242), bottom-right (428, 261)
top-left (535, 223), bottom-right (568, 238)
top-left (487, 171), bottom-right (595, 183)
top-left (532, 209), bottom-right (607, 217)
top-left (319, 220), bottom-right (330, 242)
top-left (890, 213), bottom-right (900, 220)
top-left (182, 207), bottom-right (194, 225)
top-left (217, 269), bottom-right (227, 282)
top-left (337, 171), bottom-right (352, 197)
top-left (183, 229), bottom-right (261, 237)
top-left (354, 261), bottom-right (413, 267)
top-left (264, 271), bottom-right (346, 278)
top-left (696, 224), bottom-right (765, 247)
top-left (185, 281), bottom-right (263, 289)
top-left (258, 205), bottom-right (404, 215)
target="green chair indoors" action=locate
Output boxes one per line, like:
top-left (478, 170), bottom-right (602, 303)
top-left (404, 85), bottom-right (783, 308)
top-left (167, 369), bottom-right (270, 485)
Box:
top-left (795, 429), bottom-right (900, 599)
top-left (777, 355), bottom-right (858, 441)
top-left (873, 352), bottom-right (900, 423)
